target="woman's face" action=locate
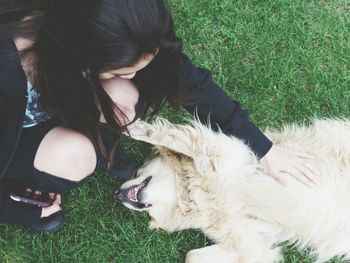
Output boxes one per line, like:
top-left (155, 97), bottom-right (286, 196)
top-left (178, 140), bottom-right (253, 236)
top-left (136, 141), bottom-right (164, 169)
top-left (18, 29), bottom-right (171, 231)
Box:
top-left (99, 53), bottom-right (157, 80)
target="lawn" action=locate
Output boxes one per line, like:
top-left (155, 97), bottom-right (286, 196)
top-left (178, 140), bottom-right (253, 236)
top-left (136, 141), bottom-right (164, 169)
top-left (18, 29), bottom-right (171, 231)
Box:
top-left (0, 0), bottom-right (349, 262)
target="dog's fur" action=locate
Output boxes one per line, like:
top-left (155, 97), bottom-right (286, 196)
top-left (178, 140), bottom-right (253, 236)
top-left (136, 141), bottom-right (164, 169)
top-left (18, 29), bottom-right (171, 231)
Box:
top-left (118, 118), bottom-right (350, 263)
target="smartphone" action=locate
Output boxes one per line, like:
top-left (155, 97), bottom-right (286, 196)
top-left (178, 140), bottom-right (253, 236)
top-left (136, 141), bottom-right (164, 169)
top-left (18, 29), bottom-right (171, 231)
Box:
top-left (9, 188), bottom-right (53, 207)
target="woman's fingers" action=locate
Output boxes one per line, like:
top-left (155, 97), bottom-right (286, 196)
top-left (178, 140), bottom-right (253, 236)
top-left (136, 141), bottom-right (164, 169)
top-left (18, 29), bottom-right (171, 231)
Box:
top-left (304, 161), bottom-right (321, 176)
top-left (41, 204), bottom-right (61, 218)
top-left (295, 151), bottom-right (314, 159)
top-left (52, 194), bottom-right (62, 205)
top-left (270, 172), bottom-right (287, 186)
top-left (292, 157), bottom-right (320, 185)
top-left (48, 193), bottom-right (62, 205)
top-left (41, 194), bottom-right (62, 218)
top-left (49, 193), bottom-right (55, 199)
top-left (260, 145), bottom-right (321, 187)
top-left (292, 166), bottom-right (315, 186)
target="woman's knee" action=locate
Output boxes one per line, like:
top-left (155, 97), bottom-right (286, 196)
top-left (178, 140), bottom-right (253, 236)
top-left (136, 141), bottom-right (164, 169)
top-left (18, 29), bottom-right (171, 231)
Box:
top-left (100, 77), bottom-right (139, 125)
top-left (34, 127), bottom-right (97, 182)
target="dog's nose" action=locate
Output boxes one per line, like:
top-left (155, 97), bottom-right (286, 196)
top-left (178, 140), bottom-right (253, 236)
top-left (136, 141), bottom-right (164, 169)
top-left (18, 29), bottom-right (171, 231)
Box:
top-left (115, 189), bottom-right (127, 203)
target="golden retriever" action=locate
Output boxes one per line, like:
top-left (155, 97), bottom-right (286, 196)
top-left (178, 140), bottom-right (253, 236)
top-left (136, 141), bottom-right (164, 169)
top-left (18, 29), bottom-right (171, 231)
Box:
top-left (116, 118), bottom-right (350, 263)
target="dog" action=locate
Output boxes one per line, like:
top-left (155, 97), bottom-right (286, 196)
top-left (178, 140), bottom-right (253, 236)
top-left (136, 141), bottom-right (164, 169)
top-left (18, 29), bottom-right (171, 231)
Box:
top-left (116, 118), bottom-right (350, 263)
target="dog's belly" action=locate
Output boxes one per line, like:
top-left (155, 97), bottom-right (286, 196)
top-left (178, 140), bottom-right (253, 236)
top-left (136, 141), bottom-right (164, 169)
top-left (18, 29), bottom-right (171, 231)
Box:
top-left (287, 165), bottom-right (350, 257)
top-left (215, 159), bottom-right (350, 260)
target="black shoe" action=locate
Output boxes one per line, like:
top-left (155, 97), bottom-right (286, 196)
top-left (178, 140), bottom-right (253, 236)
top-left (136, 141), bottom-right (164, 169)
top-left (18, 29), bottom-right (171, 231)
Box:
top-left (28, 211), bottom-right (63, 233)
top-left (97, 149), bottom-right (137, 182)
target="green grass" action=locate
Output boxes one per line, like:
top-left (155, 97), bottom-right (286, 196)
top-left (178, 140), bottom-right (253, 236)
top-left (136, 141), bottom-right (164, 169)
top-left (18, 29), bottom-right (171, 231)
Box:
top-left (1, 0), bottom-right (349, 262)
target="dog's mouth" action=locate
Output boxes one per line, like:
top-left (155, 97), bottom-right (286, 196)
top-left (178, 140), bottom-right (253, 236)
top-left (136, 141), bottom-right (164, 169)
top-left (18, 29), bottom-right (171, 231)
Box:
top-left (115, 176), bottom-right (152, 209)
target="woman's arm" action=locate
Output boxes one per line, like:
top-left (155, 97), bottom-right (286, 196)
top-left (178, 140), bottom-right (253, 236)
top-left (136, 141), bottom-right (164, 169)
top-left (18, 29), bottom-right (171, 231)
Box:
top-left (178, 52), bottom-right (272, 158)
top-left (178, 53), bottom-right (319, 185)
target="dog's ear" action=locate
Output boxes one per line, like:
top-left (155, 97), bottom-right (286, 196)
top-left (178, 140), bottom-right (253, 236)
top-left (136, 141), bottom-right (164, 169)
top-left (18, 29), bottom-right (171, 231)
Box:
top-left (150, 147), bottom-right (161, 156)
top-left (157, 147), bottom-right (194, 174)
top-left (157, 146), bottom-right (187, 160)
top-left (178, 195), bottom-right (195, 216)
top-left (175, 169), bottom-right (199, 216)
top-left (157, 144), bottom-right (218, 178)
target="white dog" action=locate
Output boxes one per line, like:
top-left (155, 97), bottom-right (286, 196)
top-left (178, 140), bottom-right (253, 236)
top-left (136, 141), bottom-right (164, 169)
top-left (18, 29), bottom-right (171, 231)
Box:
top-left (116, 118), bottom-right (350, 263)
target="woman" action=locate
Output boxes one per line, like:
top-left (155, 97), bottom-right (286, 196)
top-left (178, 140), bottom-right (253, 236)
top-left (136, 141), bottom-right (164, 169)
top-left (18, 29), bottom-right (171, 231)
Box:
top-left (0, 0), bottom-right (317, 232)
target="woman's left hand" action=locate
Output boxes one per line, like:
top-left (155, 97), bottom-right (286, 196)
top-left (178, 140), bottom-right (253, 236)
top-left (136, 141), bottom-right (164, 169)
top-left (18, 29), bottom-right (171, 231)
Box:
top-left (260, 145), bottom-right (320, 186)
top-left (41, 193), bottom-right (62, 218)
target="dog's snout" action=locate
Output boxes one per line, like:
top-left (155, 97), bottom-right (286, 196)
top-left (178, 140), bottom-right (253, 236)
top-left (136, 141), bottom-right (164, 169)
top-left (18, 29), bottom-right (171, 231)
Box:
top-left (115, 189), bottom-right (127, 203)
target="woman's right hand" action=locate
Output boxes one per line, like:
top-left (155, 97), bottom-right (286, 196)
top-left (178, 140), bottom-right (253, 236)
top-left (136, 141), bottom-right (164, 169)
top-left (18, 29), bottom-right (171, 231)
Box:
top-left (260, 145), bottom-right (319, 186)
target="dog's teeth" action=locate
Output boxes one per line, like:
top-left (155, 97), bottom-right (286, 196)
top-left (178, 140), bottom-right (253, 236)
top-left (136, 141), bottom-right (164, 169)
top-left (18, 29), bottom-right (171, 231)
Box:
top-left (128, 188), bottom-right (139, 202)
top-left (131, 187), bottom-right (140, 202)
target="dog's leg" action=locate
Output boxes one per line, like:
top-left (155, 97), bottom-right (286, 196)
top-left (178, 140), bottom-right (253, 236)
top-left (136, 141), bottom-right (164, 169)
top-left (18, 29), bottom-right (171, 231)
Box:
top-left (185, 245), bottom-right (238, 263)
top-left (205, 218), bottom-right (282, 263)
top-left (126, 118), bottom-right (256, 178)
top-left (126, 118), bottom-right (203, 159)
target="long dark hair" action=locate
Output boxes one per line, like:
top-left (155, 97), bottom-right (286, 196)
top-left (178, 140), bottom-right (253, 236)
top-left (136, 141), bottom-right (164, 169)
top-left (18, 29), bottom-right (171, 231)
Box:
top-left (1, 0), bottom-right (185, 161)
top-left (0, 0), bottom-right (45, 39)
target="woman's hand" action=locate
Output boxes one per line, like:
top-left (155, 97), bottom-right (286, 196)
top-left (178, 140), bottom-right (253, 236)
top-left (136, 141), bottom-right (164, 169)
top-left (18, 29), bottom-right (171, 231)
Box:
top-left (0, 188), bottom-right (62, 227)
top-left (260, 145), bottom-right (320, 186)
top-left (41, 193), bottom-right (62, 218)
top-left (23, 189), bottom-right (62, 218)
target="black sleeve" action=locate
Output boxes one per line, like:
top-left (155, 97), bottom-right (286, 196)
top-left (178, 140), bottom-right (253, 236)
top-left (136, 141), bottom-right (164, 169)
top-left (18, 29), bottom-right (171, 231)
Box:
top-left (0, 93), bottom-right (4, 120)
top-left (0, 185), bottom-right (41, 225)
top-left (178, 53), bottom-right (272, 158)
top-left (0, 93), bottom-right (5, 139)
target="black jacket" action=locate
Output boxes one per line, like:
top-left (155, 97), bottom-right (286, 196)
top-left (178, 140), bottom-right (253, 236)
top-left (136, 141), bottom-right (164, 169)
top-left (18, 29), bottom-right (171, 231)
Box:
top-left (0, 37), bottom-right (272, 181)
top-left (0, 37), bottom-right (28, 181)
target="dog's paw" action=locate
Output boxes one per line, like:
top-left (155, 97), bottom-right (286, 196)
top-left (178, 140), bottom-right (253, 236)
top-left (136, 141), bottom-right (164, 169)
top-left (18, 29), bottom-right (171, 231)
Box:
top-left (149, 219), bottom-right (161, 229)
top-left (125, 119), bottom-right (154, 139)
top-left (186, 245), bottom-right (238, 263)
